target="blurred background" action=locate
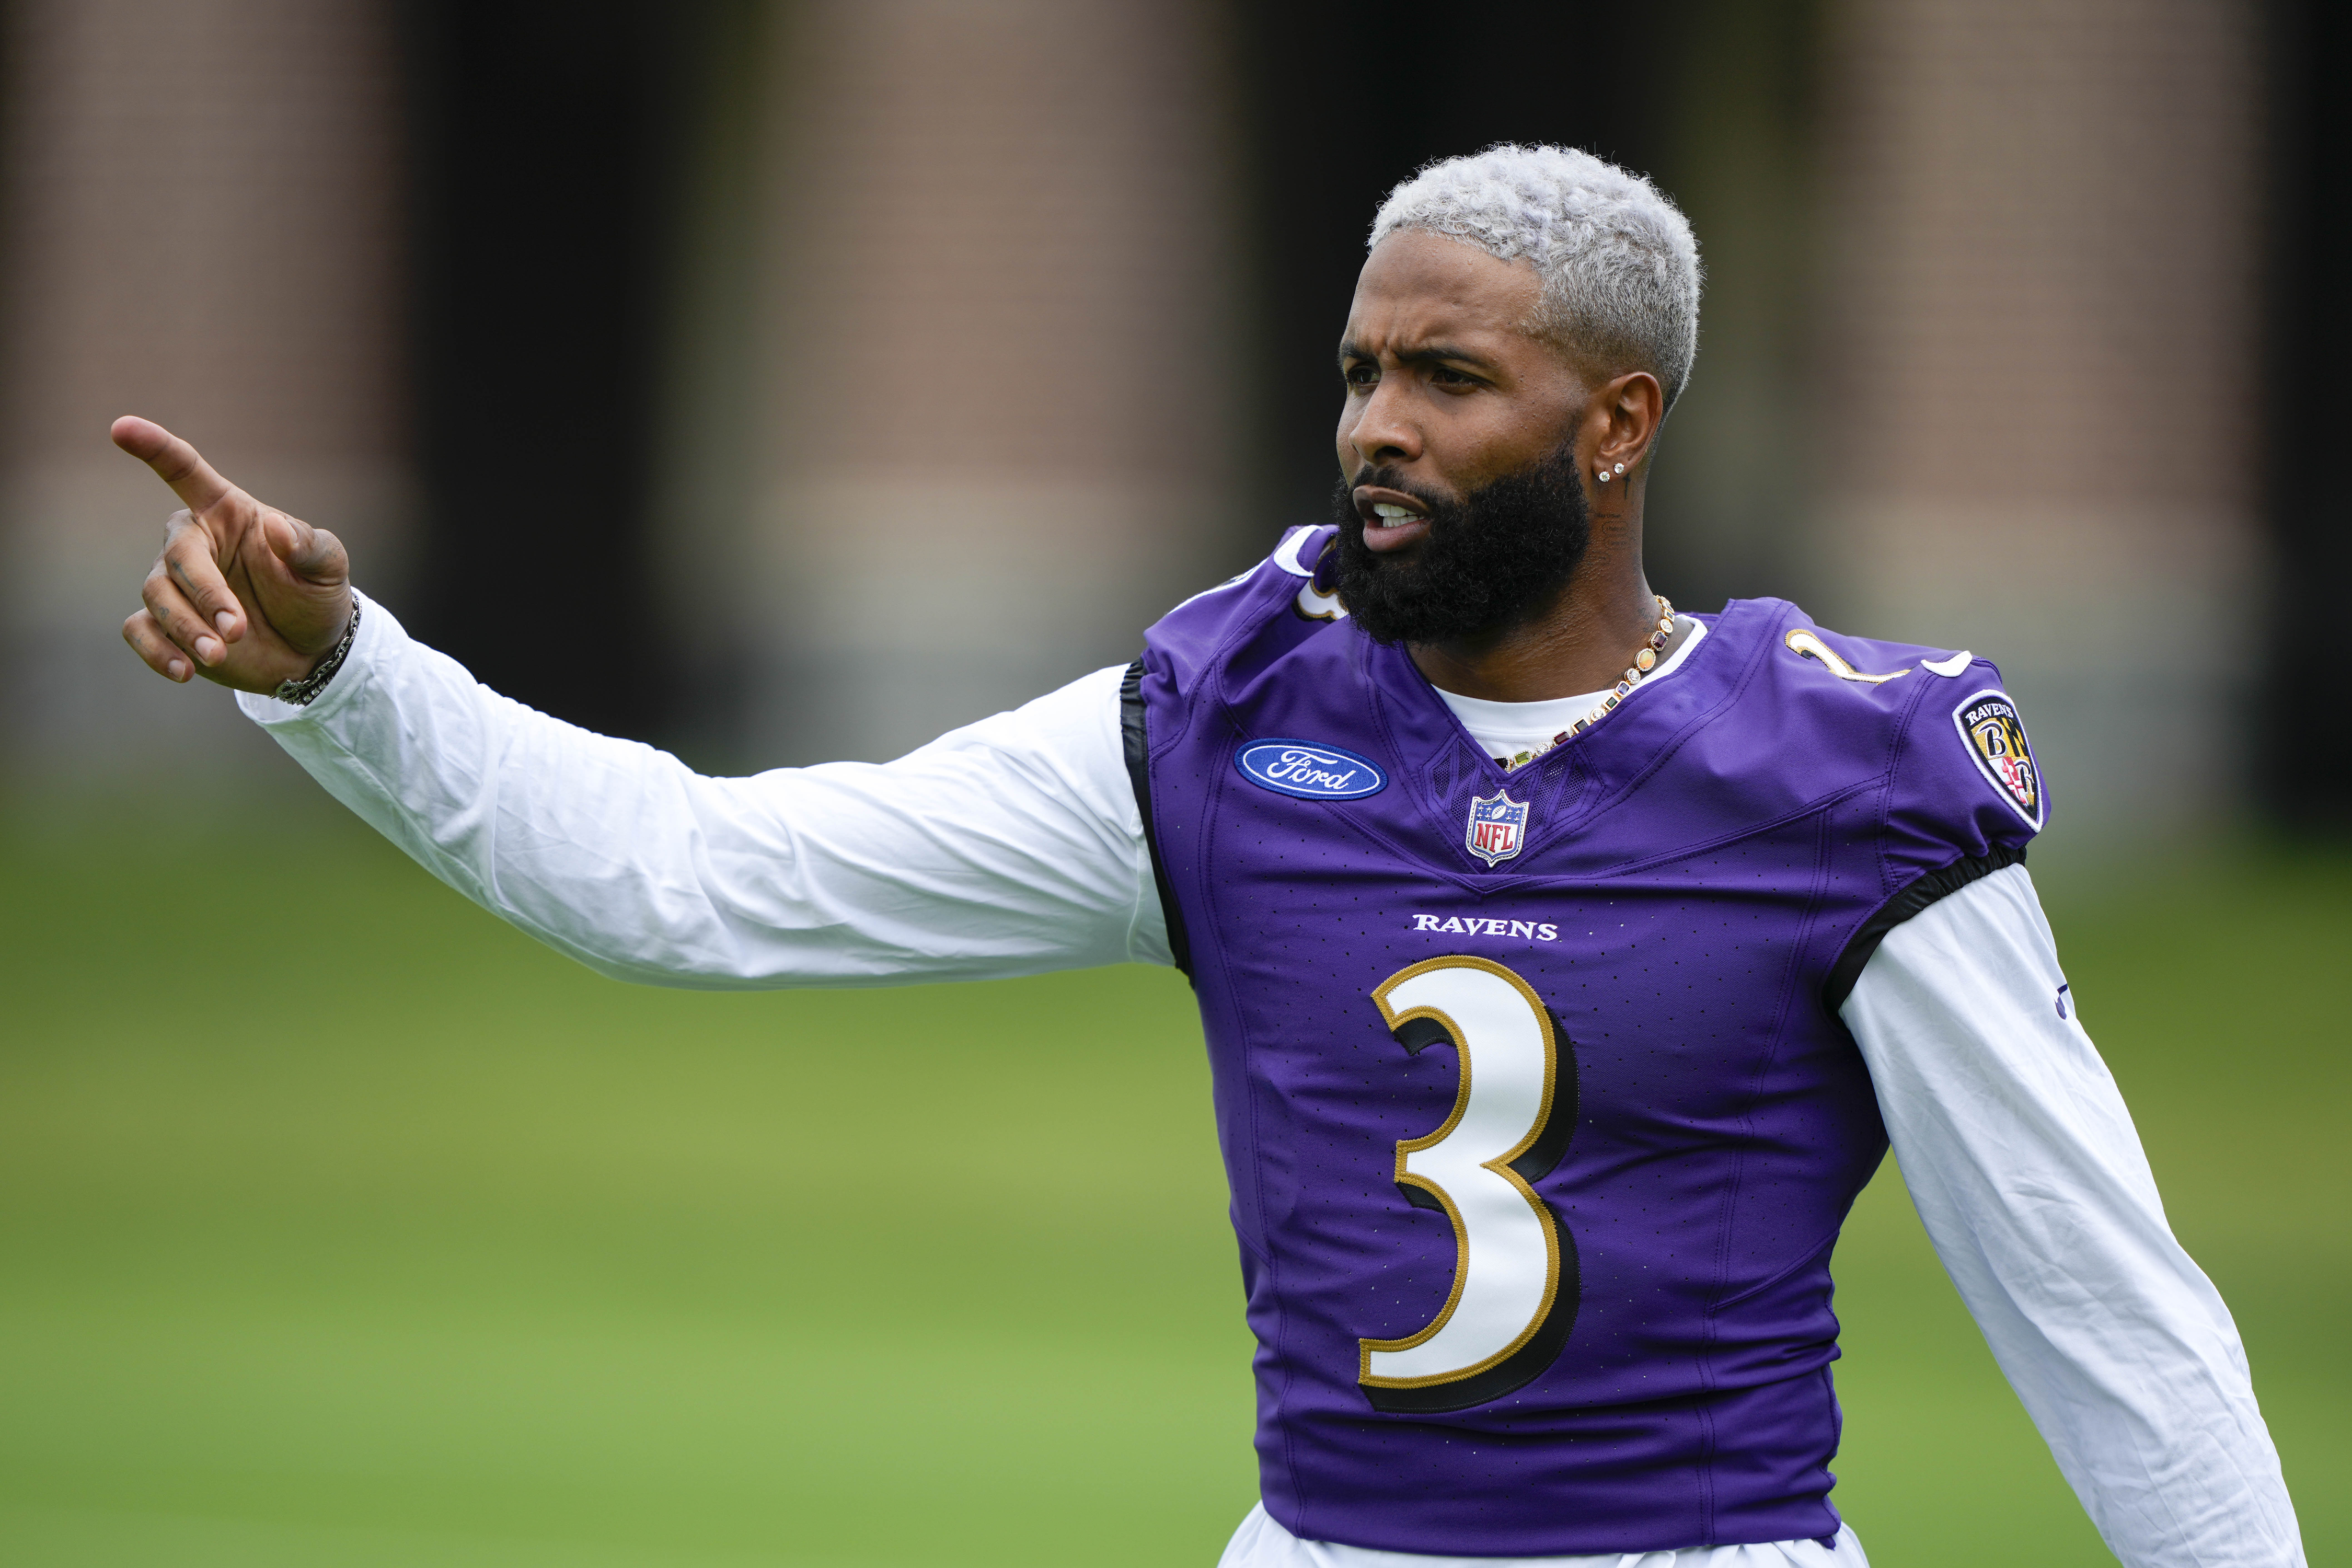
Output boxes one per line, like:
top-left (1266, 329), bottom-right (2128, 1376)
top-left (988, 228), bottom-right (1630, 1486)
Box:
top-left (6, 0), bottom-right (2348, 826)
top-left (0, 2), bottom-right (2343, 1565)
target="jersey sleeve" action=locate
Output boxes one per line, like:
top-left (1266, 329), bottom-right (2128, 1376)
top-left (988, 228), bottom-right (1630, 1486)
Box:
top-left (1822, 651), bottom-right (2048, 1010)
top-left (1842, 867), bottom-right (2304, 1568)
top-left (236, 593), bottom-right (1162, 988)
top-left (1882, 653), bottom-right (2046, 878)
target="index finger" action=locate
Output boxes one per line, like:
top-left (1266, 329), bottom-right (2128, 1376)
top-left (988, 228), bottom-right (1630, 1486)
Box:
top-left (111, 416), bottom-right (235, 514)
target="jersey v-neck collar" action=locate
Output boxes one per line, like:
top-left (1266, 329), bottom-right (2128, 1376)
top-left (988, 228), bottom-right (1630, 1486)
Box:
top-left (1429, 619), bottom-right (1713, 763)
top-left (1352, 602), bottom-right (1769, 877)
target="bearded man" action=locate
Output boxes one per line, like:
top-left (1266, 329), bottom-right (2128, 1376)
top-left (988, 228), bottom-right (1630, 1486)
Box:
top-left (116, 145), bottom-right (2301, 1567)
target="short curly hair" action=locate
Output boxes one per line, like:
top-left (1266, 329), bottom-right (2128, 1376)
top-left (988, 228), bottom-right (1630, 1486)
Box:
top-left (1370, 144), bottom-right (1702, 409)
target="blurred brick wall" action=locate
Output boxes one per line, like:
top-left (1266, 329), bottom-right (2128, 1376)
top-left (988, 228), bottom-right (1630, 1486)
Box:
top-left (0, 0), bottom-right (408, 778)
top-left (0, 0), bottom-right (2273, 833)
top-left (1816, 0), bottom-right (2262, 843)
top-left (675, 0), bottom-right (1242, 764)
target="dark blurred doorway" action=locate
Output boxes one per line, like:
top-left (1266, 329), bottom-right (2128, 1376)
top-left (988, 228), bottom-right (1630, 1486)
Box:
top-left (1237, 4), bottom-right (1677, 533)
top-left (1233, 2), bottom-right (1821, 615)
top-left (2263, 0), bottom-right (2352, 827)
top-left (402, 1), bottom-right (719, 740)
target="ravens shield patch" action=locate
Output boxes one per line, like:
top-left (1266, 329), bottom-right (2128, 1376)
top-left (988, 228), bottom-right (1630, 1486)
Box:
top-left (1952, 689), bottom-right (2044, 829)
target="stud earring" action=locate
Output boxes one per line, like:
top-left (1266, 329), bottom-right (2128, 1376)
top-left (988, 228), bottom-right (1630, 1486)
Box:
top-left (1613, 462), bottom-right (1626, 475)
top-left (1596, 467), bottom-right (1611, 482)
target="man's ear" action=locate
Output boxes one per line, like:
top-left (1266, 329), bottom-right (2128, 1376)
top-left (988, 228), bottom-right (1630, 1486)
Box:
top-left (1592, 371), bottom-right (1665, 477)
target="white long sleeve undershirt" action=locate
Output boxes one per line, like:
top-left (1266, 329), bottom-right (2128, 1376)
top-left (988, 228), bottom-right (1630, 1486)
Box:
top-left (1840, 869), bottom-right (2301, 1567)
top-left (237, 593), bottom-right (2300, 1568)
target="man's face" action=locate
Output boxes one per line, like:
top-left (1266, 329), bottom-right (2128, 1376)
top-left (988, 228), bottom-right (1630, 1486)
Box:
top-left (1331, 231), bottom-right (1596, 644)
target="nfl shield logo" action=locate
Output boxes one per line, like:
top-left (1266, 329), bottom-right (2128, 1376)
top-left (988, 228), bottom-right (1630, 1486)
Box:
top-left (1465, 789), bottom-right (1530, 867)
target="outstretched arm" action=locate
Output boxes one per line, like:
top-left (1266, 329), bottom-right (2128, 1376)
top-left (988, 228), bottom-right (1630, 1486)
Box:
top-left (1843, 866), bottom-right (2303, 1568)
top-left (115, 421), bottom-right (1165, 987)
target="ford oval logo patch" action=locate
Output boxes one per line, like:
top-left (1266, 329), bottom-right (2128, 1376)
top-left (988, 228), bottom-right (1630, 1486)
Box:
top-left (1235, 739), bottom-right (1387, 801)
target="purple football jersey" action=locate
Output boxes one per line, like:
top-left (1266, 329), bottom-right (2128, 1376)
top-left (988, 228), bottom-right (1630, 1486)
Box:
top-left (1123, 527), bottom-right (2042, 1557)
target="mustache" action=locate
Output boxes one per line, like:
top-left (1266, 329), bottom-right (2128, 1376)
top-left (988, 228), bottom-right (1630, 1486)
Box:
top-left (1344, 469), bottom-right (1452, 515)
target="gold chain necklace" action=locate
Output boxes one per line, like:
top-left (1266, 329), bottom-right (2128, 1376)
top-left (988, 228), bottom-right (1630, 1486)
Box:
top-left (1497, 595), bottom-right (1679, 771)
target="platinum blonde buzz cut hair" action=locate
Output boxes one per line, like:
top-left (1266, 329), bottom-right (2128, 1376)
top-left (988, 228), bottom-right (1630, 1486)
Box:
top-left (1369, 144), bottom-right (1702, 410)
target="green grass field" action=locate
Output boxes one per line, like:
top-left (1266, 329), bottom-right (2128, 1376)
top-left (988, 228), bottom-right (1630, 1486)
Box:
top-left (1, 803), bottom-right (2342, 1566)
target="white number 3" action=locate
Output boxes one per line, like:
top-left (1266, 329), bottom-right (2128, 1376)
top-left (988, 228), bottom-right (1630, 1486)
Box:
top-left (1359, 955), bottom-right (1579, 1413)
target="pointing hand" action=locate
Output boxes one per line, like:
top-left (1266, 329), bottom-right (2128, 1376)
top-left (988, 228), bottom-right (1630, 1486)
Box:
top-left (113, 417), bottom-right (355, 694)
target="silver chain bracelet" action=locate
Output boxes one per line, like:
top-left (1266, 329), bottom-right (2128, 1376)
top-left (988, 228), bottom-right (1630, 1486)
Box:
top-left (272, 597), bottom-right (362, 707)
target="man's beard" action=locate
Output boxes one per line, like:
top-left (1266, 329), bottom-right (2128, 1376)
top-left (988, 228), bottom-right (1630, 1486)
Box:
top-left (1328, 442), bottom-right (1592, 646)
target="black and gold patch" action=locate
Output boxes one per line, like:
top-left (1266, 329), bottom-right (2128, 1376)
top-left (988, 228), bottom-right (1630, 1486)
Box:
top-left (1952, 689), bottom-right (2043, 829)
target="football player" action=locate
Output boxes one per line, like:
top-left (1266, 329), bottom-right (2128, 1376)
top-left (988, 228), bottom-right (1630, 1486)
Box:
top-left (117, 145), bottom-right (2301, 1567)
